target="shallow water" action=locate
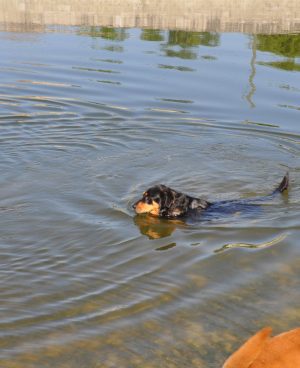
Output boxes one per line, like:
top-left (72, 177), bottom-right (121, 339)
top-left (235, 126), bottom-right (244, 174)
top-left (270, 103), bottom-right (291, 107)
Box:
top-left (0, 27), bottom-right (300, 367)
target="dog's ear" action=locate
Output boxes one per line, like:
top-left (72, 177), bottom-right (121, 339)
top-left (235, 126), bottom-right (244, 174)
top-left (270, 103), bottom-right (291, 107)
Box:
top-left (161, 187), bottom-right (174, 209)
top-left (156, 187), bottom-right (173, 217)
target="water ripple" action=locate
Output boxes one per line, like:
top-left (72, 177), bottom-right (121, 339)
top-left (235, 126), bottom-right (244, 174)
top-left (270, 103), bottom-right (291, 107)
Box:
top-left (1, 27), bottom-right (300, 367)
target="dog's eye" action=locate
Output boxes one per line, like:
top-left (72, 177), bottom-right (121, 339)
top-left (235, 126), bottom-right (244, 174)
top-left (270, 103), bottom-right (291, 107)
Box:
top-left (153, 196), bottom-right (161, 204)
top-left (145, 197), bottom-right (152, 205)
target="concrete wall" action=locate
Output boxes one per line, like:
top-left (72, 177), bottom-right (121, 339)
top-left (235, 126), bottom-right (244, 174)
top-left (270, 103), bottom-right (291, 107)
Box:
top-left (0, 0), bottom-right (300, 33)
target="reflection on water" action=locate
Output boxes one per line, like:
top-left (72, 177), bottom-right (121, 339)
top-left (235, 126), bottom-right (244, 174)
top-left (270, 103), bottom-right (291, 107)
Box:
top-left (257, 34), bottom-right (300, 58)
top-left (161, 31), bottom-right (220, 60)
top-left (256, 34), bottom-right (300, 72)
top-left (0, 24), bottom-right (300, 368)
top-left (79, 26), bottom-right (129, 41)
top-left (80, 27), bottom-right (300, 75)
top-left (134, 215), bottom-right (184, 240)
top-left (81, 27), bottom-right (220, 61)
top-left (259, 60), bottom-right (300, 72)
top-left (214, 233), bottom-right (288, 253)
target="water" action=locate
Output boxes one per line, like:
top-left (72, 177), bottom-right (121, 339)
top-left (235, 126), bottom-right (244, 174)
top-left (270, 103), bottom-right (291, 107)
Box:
top-left (0, 26), bottom-right (300, 368)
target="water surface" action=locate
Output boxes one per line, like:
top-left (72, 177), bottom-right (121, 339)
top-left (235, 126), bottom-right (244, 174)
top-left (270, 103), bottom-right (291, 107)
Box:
top-left (0, 27), bottom-right (300, 367)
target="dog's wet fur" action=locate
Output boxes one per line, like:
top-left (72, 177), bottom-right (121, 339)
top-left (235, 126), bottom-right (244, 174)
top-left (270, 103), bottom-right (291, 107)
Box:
top-left (133, 173), bottom-right (289, 219)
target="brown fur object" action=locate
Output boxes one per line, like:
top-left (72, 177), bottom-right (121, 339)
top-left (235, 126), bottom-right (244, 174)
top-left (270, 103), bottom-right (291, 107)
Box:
top-left (223, 327), bottom-right (300, 368)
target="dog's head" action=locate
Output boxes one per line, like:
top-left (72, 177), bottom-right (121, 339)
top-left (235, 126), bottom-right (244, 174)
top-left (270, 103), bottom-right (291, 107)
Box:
top-left (133, 185), bottom-right (169, 217)
top-left (132, 185), bottom-right (187, 218)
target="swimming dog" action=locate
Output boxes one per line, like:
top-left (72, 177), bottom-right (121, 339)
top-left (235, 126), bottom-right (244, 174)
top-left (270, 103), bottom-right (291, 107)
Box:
top-left (133, 173), bottom-right (289, 218)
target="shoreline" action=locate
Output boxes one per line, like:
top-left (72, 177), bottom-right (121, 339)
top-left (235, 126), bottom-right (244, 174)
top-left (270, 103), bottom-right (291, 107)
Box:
top-left (0, 0), bottom-right (300, 34)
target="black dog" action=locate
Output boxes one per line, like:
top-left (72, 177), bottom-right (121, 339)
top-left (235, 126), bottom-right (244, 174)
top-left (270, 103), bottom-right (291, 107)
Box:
top-left (133, 173), bottom-right (289, 219)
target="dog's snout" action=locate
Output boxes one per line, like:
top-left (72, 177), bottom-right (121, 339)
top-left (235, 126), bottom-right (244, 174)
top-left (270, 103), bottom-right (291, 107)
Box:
top-left (132, 202), bottom-right (137, 209)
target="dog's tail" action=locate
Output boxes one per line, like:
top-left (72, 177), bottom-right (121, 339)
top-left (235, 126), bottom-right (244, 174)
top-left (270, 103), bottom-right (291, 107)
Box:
top-left (273, 172), bottom-right (289, 194)
top-left (247, 172), bottom-right (289, 203)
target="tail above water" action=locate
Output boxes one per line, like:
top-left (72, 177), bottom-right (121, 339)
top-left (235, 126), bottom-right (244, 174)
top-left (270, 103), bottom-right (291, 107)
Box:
top-left (241, 172), bottom-right (289, 204)
top-left (275, 172), bottom-right (289, 193)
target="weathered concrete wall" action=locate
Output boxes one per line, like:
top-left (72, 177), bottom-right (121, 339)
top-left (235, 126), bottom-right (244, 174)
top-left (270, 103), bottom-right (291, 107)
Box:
top-left (0, 0), bottom-right (299, 33)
